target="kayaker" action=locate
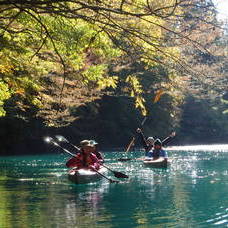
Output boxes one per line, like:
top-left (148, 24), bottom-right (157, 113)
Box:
top-left (66, 140), bottom-right (100, 170)
top-left (136, 128), bottom-right (176, 156)
top-left (90, 140), bottom-right (104, 163)
top-left (146, 138), bottom-right (168, 160)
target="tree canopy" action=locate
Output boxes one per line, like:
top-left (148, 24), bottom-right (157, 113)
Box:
top-left (1, 0), bottom-right (228, 154)
top-left (0, 0), bottom-right (225, 123)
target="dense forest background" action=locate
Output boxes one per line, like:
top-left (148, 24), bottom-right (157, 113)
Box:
top-left (0, 0), bottom-right (228, 155)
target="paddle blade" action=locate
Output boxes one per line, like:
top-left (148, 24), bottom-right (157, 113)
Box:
top-left (44, 136), bottom-right (54, 143)
top-left (113, 171), bottom-right (129, 179)
top-left (55, 135), bottom-right (68, 143)
top-left (44, 136), bottom-right (59, 146)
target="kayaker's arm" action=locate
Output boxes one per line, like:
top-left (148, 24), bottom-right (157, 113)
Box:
top-left (95, 151), bottom-right (104, 163)
top-left (88, 153), bottom-right (100, 170)
top-left (66, 154), bottom-right (81, 168)
top-left (162, 131), bottom-right (176, 146)
top-left (136, 128), bottom-right (149, 151)
top-left (159, 149), bottom-right (168, 158)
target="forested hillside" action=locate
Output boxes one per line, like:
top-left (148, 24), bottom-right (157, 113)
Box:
top-left (0, 0), bottom-right (227, 155)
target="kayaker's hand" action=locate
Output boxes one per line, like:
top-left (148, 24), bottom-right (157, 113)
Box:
top-left (89, 165), bottom-right (99, 171)
top-left (136, 128), bottom-right (142, 133)
top-left (170, 131), bottom-right (176, 137)
top-left (89, 165), bottom-right (95, 170)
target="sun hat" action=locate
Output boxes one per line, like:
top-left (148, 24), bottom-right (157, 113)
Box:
top-left (154, 138), bottom-right (162, 146)
top-left (147, 137), bottom-right (154, 143)
top-left (90, 140), bottom-right (98, 146)
top-left (80, 140), bottom-right (94, 147)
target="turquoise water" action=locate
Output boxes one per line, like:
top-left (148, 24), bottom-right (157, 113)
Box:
top-left (0, 145), bottom-right (228, 227)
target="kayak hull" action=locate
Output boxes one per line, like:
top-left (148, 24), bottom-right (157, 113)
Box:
top-left (143, 157), bottom-right (169, 168)
top-left (68, 167), bottom-right (106, 184)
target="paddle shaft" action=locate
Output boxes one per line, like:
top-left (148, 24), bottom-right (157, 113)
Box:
top-left (118, 157), bottom-right (144, 162)
top-left (126, 116), bottom-right (147, 152)
top-left (125, 93), bottom-right (162, 153)
top-left (100, 163), bottom-right (113, 172)
top-left (68, 142), bottom-right (80, 151)
top-left (91, 168), bottom-right (119, 183)
top-left (125, 137), bottom-right (136, 153)
top-left (52, 141), bottom-right (76, 157)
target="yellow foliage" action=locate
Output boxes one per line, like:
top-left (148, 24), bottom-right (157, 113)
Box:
top-left (126, 75), bottom-right (143, 95)
top-left (153, 89), bottom-right (164, 103)
top-left (15, 89), bottom-right (25, 96)
top-left (0, 53), bottom-right (14, 75)
top-left (97, 76), bottom-right (118, 90)
top-left (0, 64), bottom-right (13, 74)
top-left (31, 97), bottom-right (42, 108)
top-left (135, 96), bottom-right (147, 116)
top-left (126, 75), bottom-right (147, 115)
top-left (0, 80), bottom-right (11, 117)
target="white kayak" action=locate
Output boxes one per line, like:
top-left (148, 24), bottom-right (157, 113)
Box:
top-left (68, 167), bottom-right (106, 184)
top-left (143, 157), bottom-right (169, 168)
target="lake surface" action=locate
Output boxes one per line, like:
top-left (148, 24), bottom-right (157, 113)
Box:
top-left (1, 145), bottom-right (228, 227)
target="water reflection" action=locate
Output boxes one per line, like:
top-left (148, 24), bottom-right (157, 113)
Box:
top-left (46, 181), bottom-right (112, 228)
top-left (0, 154), bottom-right (117, 227)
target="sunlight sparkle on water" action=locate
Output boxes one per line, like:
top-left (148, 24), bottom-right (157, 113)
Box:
top-left (167, 144), bottom-right (228, 152)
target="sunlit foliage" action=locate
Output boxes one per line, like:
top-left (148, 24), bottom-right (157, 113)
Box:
top-left (0, 0), bottom-right (220, 119)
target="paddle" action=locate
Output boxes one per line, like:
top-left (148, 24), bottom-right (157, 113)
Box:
top-left (90, 168), bottom-right (119, 183)
top-left (44, 136), bottom-right (120, 183)
top-left (100, 163), bottom-right (128, 178)
top-left (125, 91), bottom-right (165, 153)
top-left (55, 135), bottom-right (80, 152)
top-left (125, 116), bottom-right (147, 152)
top-left (55, 135), bottom-right (129, 179)
top-left (44, 136), bottom-right (75, 156)
top-left (118, 157), bottom-right (145, 162)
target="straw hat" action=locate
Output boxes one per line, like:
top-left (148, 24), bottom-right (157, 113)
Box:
top-left (80, 140), bottom-right (94, 147)
top-left (90, 140), bottom-right (98, 146)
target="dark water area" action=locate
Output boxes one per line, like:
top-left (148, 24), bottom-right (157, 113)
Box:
top-left (0, 145), bottom-right (228, 227)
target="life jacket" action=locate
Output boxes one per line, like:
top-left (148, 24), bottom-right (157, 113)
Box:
top-left (152, 138), bottom-right (163, 157)
top-left (153, 149), bottom-right (160, 158)
top-left (147, 144), bottom-right (153, 152)
top-left (94, 151), bottom-right (104, 162)
top-left (145, 145), bottom-right (154, 156)
top-left (66, 152), bottom-right (100, 170)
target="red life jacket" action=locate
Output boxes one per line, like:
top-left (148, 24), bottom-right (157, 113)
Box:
top-left (66, 153), bottom-right (100, 170)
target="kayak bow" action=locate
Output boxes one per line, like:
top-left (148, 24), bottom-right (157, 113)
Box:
top-left (68, 167), bottom-right (107, 184)
top-left (143, 157), bottom-right (169, 168)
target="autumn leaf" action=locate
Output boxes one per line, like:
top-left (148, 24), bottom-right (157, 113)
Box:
top-left (153, 89), bottom-right (164, 103)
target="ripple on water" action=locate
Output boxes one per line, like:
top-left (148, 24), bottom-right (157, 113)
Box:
top-left (1, 148), bottom-right (228, 227)
top-left (206, 208), bottom-right (228, 226)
